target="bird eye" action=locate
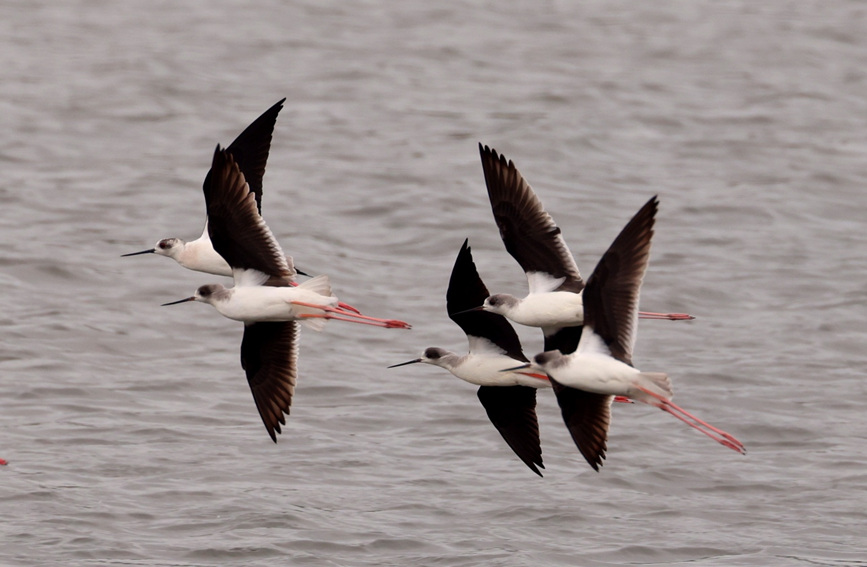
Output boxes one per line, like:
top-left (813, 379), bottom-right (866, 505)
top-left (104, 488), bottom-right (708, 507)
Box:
top-left (488, 296), bottom-right (499, 306)
top-left (424, 348), bottom-right (440, 360)
top-left (158, 240), bottom-right (171, 249)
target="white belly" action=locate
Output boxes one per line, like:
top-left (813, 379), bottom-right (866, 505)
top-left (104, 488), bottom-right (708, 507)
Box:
top-left (510, 291), bottom-right (584, 328)
top-left (215, 287), bottom-right (337, 322)
top-left (180, 239), bottom-right (232, 277)
top-left (547, 354), bottom-right (639, 396)
top-left (452, 354), bottom-right (551, 389)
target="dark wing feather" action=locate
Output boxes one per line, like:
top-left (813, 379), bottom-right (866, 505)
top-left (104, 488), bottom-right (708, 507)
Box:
top-left (447, 239), bottom-right (525, 360)
top-left (477, 385), bottom-right (544, 476)
top-left (543, 326), bottom-right (584, 356)
top-left (241, 321), bottom-right (299, 442)
top-left (478, 143), bottom-right (583, 293)
top-left (550, 378), bottom-right (612, 471)
top-left (204, 147), bottom-right (292, 279)
top-left (203, 98), bottom-right (285, 213)
top-left (582, 196), bottom-right (657, 366)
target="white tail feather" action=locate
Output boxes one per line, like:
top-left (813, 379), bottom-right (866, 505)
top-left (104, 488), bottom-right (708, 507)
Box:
top-left (631, 372), bottom-right (673, 405)
top-left (297, 274), bottom-right (333, 298)
top-left (298, 316), bottom-right (328, 331)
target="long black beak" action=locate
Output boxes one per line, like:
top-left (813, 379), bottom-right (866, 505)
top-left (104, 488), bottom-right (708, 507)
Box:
top-left (161, 296), bottom-right (196, 306)
top-left (295, 268), bottom-right (310, 277)
top-left (387, 358), bottom-right (422, 369)
top-left (449, 305), bottom-right (484, 317)
top-left (122, 248), bottom-right (155, 257)
top-left (501, 363), bottom-right (532, 373)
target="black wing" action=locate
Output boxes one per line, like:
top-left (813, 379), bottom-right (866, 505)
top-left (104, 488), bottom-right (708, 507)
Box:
top-left (241, 321), bottom-right (299, 442)
top-left (203, 98), bottom-right (285, 213)
top-left (447, 239), bottom-right (525, 360)
top-left (477, 385), bottom-right (544, 476)
top-left (543, 326), bottom-right (584, 356)
top-left (582, 196), bottom-right (657, 366)
top-left (478, 143), bottom-right (584, 294)
top-left (204, 147), bottom-right (292, 279)
top-left (550, 378), bottom-right (612, 471)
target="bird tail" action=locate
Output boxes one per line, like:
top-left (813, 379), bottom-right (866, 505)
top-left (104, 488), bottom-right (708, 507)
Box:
top-left (298, 316), bottom-right (328, 331)
top-left (292, 274), bottom-right (337, 331)
top-left (630, 372), bottom-right (673, 406)
top-left (297, 274), bottom-right (333, 298)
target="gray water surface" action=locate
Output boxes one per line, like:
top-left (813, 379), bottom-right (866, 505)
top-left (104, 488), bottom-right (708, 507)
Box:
top-left (2, 1), bottom-right (866, 565)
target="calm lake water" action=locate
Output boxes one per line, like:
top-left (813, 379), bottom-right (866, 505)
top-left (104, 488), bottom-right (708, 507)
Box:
top-left (2, 1), bottom-right (866, 565)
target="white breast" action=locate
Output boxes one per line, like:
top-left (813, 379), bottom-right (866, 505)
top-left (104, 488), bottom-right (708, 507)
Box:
top-left (510, 291), bottom-right (584, 328)
top-left (213, 286), bottom-right (333, 322)
top-left (451, 353), bottom-right (551, 389)
top-left (547, 353), bottom-right (639, 396)
top-left (179, 238), bottom-right (232, 277)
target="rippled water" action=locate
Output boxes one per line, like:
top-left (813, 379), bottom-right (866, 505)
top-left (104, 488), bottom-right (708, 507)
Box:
top-left (2, 1), bottom-right (866, 565)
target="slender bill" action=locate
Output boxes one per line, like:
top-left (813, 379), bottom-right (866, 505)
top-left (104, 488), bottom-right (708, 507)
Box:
top-left (387, 359), bottom-right (422, 369)
top-left (121, 249), bottom-right (155, 257)
top-left (448, 305), bottom-right (484, 317)
top-left (161, 297), bottom-right (196, 306)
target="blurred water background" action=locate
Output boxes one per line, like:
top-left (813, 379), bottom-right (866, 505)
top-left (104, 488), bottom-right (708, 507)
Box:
top-left (1, 1), bottom-right (866, 565)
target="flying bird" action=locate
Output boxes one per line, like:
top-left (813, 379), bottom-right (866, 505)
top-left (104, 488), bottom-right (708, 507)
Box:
top-left (506, 196), bottom-right (745, 470)
top-left (122, 99), bottom-right (360, 313)
top-left (163, 147), bottom-right (410, 441)
top-left (471, 144), bottom-right (693, 356)
top-left (388, 239), bottom-right (550, 476)
top-left (123, 99), bottom-right (286, 276)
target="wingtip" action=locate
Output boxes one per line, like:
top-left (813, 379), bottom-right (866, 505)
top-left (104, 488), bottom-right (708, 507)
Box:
top-left (211, 143), bottom-right (228, 166)
top-left (522, 457), bottom-right (545, 477)
top-left (478, 142), bottom-right (503, 164)
top-left (586, 454), bottom-right (605, 472)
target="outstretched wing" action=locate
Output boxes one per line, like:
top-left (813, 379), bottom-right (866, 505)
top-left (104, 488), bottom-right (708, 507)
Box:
top-left (477, 385), bottom-right (544, 476)
top-left (550, 378), bottom-right (612, 472)
top-left (241, 321), bottom-right (299, 442)
top-left (203, 146), bottom-right (293, 280)
top-left (203, 98), bottom-right (285, 213)
top-left (447, 239), bottom-right (525, 360)
top-left (581, 196), bottom-right (657, 366)
top-left (479, 143), bottom-right (584, 294)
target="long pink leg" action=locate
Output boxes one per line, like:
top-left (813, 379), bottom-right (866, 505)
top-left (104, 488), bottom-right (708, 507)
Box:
top-left (660, 405), bottom-right (745, 453)
top-left (0, 457), bottom-right (6, 466)
top-left (335, 302), bottom-right (362, 315)
top-left (635, 386), bottom-right (746, 454)
top-left (637, 385), bottom-right (744, 446)
top-left (638, 311), bottom-right (695, 321)
top-left (288, 281), bottom-right (361, 314)
top-left (292, 301), bottom-right (411, 329)
top-left (299, 312), bottom-right (401, 328)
